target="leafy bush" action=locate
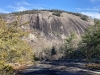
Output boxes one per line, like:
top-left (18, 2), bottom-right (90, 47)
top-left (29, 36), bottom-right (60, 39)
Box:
top-left (68, 12), bottom-right (88, 21)
top-left (11, 9), bottom-right (39, 15)
top-left (34, 46), bottom-right (61, 61)
top-left (52, 12), bottom-right (61, 16)
top-left (81, 15), bottom-right (88, 21)
top-left (81, 20), bottom-right (100, 59)
top-left (51, 46), bottom-right (56, 56)
top-left (0, 16), bottom-right (34, 74)
top-left (52, 12), bottom-right (62, 17)
top-left (0, 65), bottom-right (15, 75)
top-left (63, 33), bottom-right (78, 59)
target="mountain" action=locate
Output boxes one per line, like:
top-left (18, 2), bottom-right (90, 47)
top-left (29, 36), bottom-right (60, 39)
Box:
top-left (0, 10), bottom-right (94, 53)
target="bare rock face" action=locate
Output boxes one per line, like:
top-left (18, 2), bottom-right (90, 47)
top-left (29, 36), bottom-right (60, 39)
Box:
top-left (28, 11), bottom-right (93, 39)
top-left (2, 11), bottom-right (93, 40)
top-left (0, 11), bottom-right (94, 52)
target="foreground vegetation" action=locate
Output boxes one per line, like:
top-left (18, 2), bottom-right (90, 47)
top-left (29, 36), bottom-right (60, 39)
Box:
top-left (34, 20), bottom-right (100, 70)
top-left (11, 9), bottom-right (88, 21)
top-left (0, 13), bottom-right (99, 74)
top-left (64, 20), bottom-right (100, 60)
top-left (0, 16), bottom-right (34, 75)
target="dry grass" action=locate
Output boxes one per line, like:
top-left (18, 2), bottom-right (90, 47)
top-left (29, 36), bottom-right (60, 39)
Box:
top-left (85, 63), bottom-right (100, 69)
top-left (5, 61), bottom-right (33, 71)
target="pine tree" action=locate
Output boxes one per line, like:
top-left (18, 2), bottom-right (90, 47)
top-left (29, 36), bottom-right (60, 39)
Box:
top-left (82, 20), bottom-right (100, 59)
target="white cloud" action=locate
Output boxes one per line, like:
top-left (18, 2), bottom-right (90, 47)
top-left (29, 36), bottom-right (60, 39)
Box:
top-left (76, 6), bottom-right (100, 12)
top-left (76, 6), bottom-right (100, 19)
top-left (15, 1), bottom-right (32, 6)
top-left (8, 1), bottom-right (31, 11)
top-left (36, 3), bottom-right (53, 8)
top-left (0, 8), bottom-right (9, 13)
top-left (90, 0), bottom-right (100, 3)
top-left (81, 12), bottom-right (100, 19)
top-left (7, 1), bottom-right (52, 12)
top-left (16, 6), bottom-right (28, 11)
top-left (8, 5), bottom-right (28, 11)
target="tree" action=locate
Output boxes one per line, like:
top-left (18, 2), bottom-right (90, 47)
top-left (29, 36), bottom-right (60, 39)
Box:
top-left (82, 20), bottom-right (100, 59)
top-left (51, 46), bottom-right (56, 56)
top-left (64, 32), bottom-right (77, 59)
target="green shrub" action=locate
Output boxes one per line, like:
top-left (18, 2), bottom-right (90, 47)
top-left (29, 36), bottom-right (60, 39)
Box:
top-left (81, 15), bottom-right (88, 21)
top-left (51, 46), bottom-right (56, 56)
top-left (81, 20), bottom-right (100, 59)
top-left (0, 16), bottom-right (34, 74)
top-left (52, 12), bottom-right (61, 17)
top-left (0, 65), bottom-right (15, 75)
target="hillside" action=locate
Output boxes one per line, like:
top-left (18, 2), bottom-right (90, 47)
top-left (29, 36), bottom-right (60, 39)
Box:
top-left (1, 10), bottom-right (100, 75)
top-left (0, 10), bottom-right (94, 53)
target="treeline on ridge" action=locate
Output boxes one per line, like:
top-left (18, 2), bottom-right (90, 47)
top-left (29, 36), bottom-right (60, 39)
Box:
top-left (11, 9), bottom-right (88, 21)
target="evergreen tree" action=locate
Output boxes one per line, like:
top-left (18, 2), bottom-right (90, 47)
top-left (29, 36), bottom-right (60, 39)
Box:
top-left (82, 20), bottom-right (100, 59)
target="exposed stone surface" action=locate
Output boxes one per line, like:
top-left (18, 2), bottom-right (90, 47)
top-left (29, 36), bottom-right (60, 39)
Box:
top-left (0, 11), bottom-right (94, 53)
top-left (1, 11), bottom-right (93, 38)
top-left (28, 11), bottom-right (93, 39)
top-left (17, 60), bottom-right (100, 75)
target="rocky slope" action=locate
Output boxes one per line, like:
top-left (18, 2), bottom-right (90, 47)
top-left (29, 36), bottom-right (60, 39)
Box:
top-left (0, 10), bottom-right (94, 53)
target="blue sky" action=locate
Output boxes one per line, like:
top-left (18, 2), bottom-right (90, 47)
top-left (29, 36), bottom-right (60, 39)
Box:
top-left (0, 0), bottom-right (100, 19)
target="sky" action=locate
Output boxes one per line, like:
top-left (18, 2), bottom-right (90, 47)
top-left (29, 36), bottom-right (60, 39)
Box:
top-left (0, 0), bottom-right (100, 19)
